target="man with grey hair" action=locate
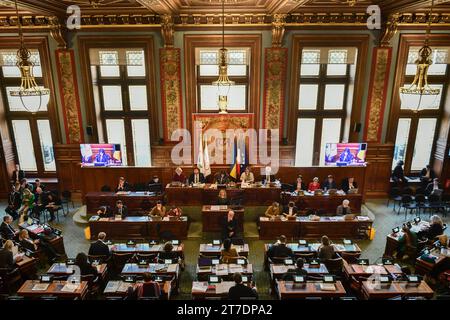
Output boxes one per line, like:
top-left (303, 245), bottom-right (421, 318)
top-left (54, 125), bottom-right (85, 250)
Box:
top-left (88, 232), bottom-right (110, 257)
top-left (336, 199), bottom-right (351, 216)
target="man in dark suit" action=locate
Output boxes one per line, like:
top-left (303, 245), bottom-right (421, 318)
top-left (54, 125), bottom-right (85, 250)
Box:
top-left (392, 160), bottom-right (407, 185)
top-left (113, 200), bottom-right (128, 218)
top-left (115, 177), bottom-right (130, 192)
top-left (11, 164), bottom-right (25, 184)
top-left (215, 171), bottom-right (230, 185)
top-left (228, 272), bottom-right (258, 300)
top-left (148, 175), bottom-right (163, 194)
top-left (341, 177), bottom-right (358, 193)
top-left (282, 258), bottom-right (308, 281)
top-left (322, 175), bottom-right (337, 191)
top-left (0, 215), bottom-right (18, 240)
top-left (292, 175), bottom-right (307, 192)
top-left (267, 235), bottom-right (293, 259)
top-left (188, 167), bottom-right (206, 185)
top-left (221, 210), bottom-right (238, 240)
top-left (6, 184), bottom-right (21, 220)
top-left (282, 201), bottom-right (298, 217)
top-left (88, 232), bottom-right (110, 257)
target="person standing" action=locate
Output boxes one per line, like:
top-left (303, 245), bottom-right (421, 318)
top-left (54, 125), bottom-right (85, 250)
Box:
top-left (11, 163), bottom-right (25, 184)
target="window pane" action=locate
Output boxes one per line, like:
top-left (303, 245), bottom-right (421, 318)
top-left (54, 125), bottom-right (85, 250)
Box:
top-left (319, 118), bottom-right (341, 166)
top-left (301, 49), bottom-right (320, 76)
top-left (199, 65), bottom-right (246, 76)
top-left (227, 65), bottom-right (247, 76)
top-left (327, 50), bottom-right (347, 76)
top-left (129, 85), bottom-right (148, 111)
top-left (132, 119), bottom-right (151, 167)
top-left (406, 48), bottom-right (448, 76)
top-left (298, 84), bottom-right (318, 110)
top-left (295, 119), bottom-right (315, 166)
top-left (392, 118), bottom-right (411, 169)
top-left (106, 119), bottom-right (127, 165)
top-left (6, 86), bottom-right (48, 112)
top-left (324, 84), bottom-right (345, 110)
top-left (1, 51), bottom-right (41, 78)
top-left (127, 50), bottom-right (146, 77)
top-left (11, 120), bottom-right (37, 171)
top-left (411, 118), bottom-right (437, 171)
top-left (199, 65), bottom-right (219, 76)
top-left (37, 120), bottom-right (56, 171)
top-left (400, 84), bottom-right (443, 110)
top-left (99, 50), bottom-right (120, 77)
top-left (102, 86), bottom-right (123, 111)
top-left (200, 85), bottom-right (246, 110)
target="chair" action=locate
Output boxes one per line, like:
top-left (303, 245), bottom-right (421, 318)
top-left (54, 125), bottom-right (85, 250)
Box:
top-left (138, 282), bottom-right (162, 300)
top-left (294, 252), bottom-right (316, 260)
top-left (415, 187), bottom-right (426, 196)
top-left (88, 254), bottom-right (110, 264)
top-left (402, 187), bottom-right (414, 196)
top-left (81, 274), bottom-right (100, 298)
top-left (136, 253), bottom-right (158, 264)
top-left (267, 256), bottom-right (290, 264)
top-left (324, 256), bottom-right (344, 275)
top-left (387, 187), bottom-right (402, 211)
top-left (427, 194), bottom-right (446, 216)
top-left (400, 195), bottom-right (416, 219)
top-left (112, 252), bottom-right (135, 275)
top-left (0, 268), bottom-right (22, 294)
top-left (61, 190), bottom-right (75, 215)
top-left (101, 185), bottom-right (111, 192)
top-left (414, 194), bottom-right (426, 216)
top-left (338, 252), bottom-right (361, 264)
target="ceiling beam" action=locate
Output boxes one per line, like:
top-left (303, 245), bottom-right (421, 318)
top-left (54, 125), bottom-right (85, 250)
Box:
top-left (1, 0), bottom-right (65, 15)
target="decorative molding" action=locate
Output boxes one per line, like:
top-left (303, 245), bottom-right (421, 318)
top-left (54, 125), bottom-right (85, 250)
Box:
top-left (271, 13), bottom-right (286, 47)
top-left (160, 47), bottom-right (183, 142)
top-left (48, 16), bottom-right (67, 49)
top-left (55, 49), bottom-right (84, 144)
top-left (380, 13), bottom-right (399, 47)
top-left (364, 47), bottom-right (392, 143)
top-left (161, 14), bottom-right (175, 47)
top-left (263, 47), bottom-right (287, 133)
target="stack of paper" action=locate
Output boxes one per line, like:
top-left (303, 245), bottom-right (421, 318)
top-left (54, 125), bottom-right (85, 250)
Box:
top-left (215, 282), bottom-right (234, 294)
top-left (104, 281), bottom-right (120, 293)
top-left (320, 283), bottom-right (336, 291)
top-left (192, 282), bottom-right (208, 293)
top-left (118, 282), bottom-right (132, 293)
top-left (228, 264), bottom-right (244, 273)
top-left (215, 264), bottom-right (229, 276)
top-left (61, 283), bottom-right (79, 292)
top-left (32, 283), bottom-right (50, 291)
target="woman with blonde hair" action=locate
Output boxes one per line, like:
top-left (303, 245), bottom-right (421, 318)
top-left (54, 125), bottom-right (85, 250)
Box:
top-left (425, 215), bottom-right (444, 240)
top-left (0, 240), bottom-right (21, 269)
top-left (18, 188), bottom-right (34, 223)
top-left (217, 189), bottom-right (230, 205)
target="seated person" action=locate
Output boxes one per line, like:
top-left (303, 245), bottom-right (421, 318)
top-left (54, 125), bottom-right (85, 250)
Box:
top-left (221, 210), bottom-right (238, 240)
top-left (336, 199), bottom-right (352, 216)
top-left (167, 206), bottom-right (182, 217)
top-left (19, 178), bottom-right (33, 194)
top-left (75, 252), bottom-right (98, 276)
top-left (217, 189), bottom-right (230, 206)
top-left (392, 160), bottom-right (407, 185)
top-left (282, 258), bottom-right (308, 280)
top-left (221, 238), bottom-right (239, 263)
top-left (293, 175), bottom-right (306, 192)
top-left (148, 175), bottom-right (163, 193)
top-left (33, 187), bottom-right (46, 219)
top-left (95, 148), bottom-right (110, 164)
top-left (136, 272), bottom-right (161, 299)
top-left (18, 188), bottom-right (34, 224)
top-left (88, 232), bottom-right (110, 257)
top-left (425, 178), bottom-right (442, 196)
top-left (308, 177), bottom-right (321, 193)
top-left (265, 202), bottom-right (280, 219)
top-left (158, 241), bottom-right (179, 260)
top-left (0, 240), bottom-right (21, 270)
top-left (396, 224), bottom-right (418, 260)
top-left (420, 165), bottom-right (435, 188)
top-left (149, 201), bottom-right (166, 218)
top-left (19, 229), bottom-right (59, 262)
top-left (1, 215), bottom-right (18, 240)
top-left (421, 215), bottom-right (445, 241)
top-left (262, 166), bottom-right (277, 185)
top-left (322, 175), bottom-right (337, 192)
top-left (215, 170), bottom-right (230, 185)
top-left (44, 192), bottom-right (62, 222)
top-left (228, 272), bottom-right (257, 300)
top-left (172, 167), bottom-right (186, 184)
top-left (188, 167), bottom-right (206, 185)
top-left (283, 201), bottom-right (298, 218)
top-left (267, 235), bottom-right (293, 259)
top-left (341, 177), bottom-right (358, 193)
top-left (240, 167), bottom-right (254, 184)
top-left (96, 206), bottom-right (112, 218)
top-left (339, 147), bottom-right (354, 163)
top-left (34, 178), bottom-right (45, 192)
top-left (115, 176), bottom-right (130, 192)
top-left (18, 229), bottom-right (38, 252)
top-left (317, 235), bottom-right (335, 261)
top-left (6, 183), bottom-right (21, 221)
top-left (113, 200), bottom-right (128, 218)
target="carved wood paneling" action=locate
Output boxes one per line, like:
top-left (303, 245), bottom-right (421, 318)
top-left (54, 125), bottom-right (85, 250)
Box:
top-left (365, 143), bottom-right (394, 198)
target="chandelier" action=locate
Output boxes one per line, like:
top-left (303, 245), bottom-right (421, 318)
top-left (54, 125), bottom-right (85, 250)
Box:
top-left (212, 0), bottom-right (234, 114)
top-left (399, 0), bottom-right (440, 112)
top-left (10, 0), bottom-right (50, 113)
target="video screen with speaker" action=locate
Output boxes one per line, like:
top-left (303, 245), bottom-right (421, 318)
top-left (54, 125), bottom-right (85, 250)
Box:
top-left (324, 143), bottom-right (367, 166)
top-left (80, 143), bottom-right (123, 167)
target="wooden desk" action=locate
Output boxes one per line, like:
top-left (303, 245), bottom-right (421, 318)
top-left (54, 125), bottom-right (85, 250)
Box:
top-left (88, 216), bottom-right (188, 240)
top-left (166, 185), bottom-right (280, 206)
top-left (110, 243), bottom-right (184, 257)
top-left (103, 280), bottom-right (172, 300)
top-left (383, 221), bottom-right (430, 257)
top-left (196, 264), bottom-right (253, 281)
top-left (85, 191), bottom-right (163, 214)
top-left (276, 280), bottom-right (346, 299)
top-left (16, 255), bottom-right (38, 279)
top-left (47, 263), bottom-right (108, 281)
top-left (415, 248), bottom-right (449, 276)
top-left (17, 280), bottom-right (89, 300)
top-left (191, 281), bottom-right (257, 300)
top-left (202, 205), bottom-right (245, 232)
top-left (199, 243), bottom-right (249, 257)
top-left (259, 216), bottom-right (373, 240)
top-left (343, 264), bottom-right (403, 279)
top-left (361, 281), bottom-right (434, 299)
top-left (270, 263), bottom-right (329, 280)
top-left (289, 193), bottom-right (363, 214)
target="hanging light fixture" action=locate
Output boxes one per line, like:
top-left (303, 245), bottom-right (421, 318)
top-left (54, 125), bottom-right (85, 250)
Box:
top-left (212, 0), bottom-right (234, 114)
top-left (399, 0), bottom-right (440, 112)
top-left (9, 0), bottom-right (50, 113)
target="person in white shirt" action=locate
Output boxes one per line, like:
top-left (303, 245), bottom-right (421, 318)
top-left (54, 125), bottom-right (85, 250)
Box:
top-left (240, 167), bottom-right (254, 183)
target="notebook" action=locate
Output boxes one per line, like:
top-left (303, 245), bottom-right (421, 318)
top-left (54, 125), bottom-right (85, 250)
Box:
top-left (319, 283), bottom-right (336, 291)
top-left (61, 283), bottom-right (79, 293)
top-left (104, 281), bottom-right (120, 293)
top-left (32, 283), bottom-right (50, 291)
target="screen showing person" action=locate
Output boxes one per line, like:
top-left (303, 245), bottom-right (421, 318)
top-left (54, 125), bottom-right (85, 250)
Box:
top-left (324, 143), bottom-right (367, 166)
top-left (80, 144), bottom-right (122, 167)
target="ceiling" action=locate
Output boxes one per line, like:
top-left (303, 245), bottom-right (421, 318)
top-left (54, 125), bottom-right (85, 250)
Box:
top-left (1, 0), bottom-right (450, 16)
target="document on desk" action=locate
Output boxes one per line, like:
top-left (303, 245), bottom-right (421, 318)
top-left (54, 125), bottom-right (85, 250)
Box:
top-left (192, 282), bottom-right (208, 293)
top-left (118, 282), bottom-right (132, 293)
top-left (167, 264), bottom-right (178, 273)
top-left (104, 281), bottom-right (120, 293)
top-left (272, 265), bottom-right (288, 274)
top-left (215, 282), bottom-right (234, 294)
top-left (215, 264), bottom-right (229, 276)
top-left (357, 216), bottom-right (370, 221)
top-left (228, 264), bottom-right (244, 274)
top-left (319, 283), bottom-right (336, 291)
top-left (61, 283), bottom-right (79, 293)
top-left (32, 283), bottom-right (50, 291)
top-left (210, 205), bottom-right (221, 211)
